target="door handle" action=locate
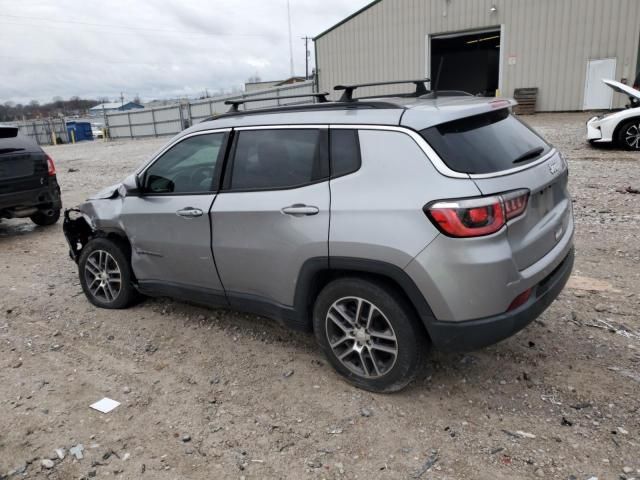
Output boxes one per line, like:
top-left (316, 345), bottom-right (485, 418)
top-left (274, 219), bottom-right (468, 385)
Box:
top-left (176, 207), bottom-right (203, 218)
top-left (281, 204), bottom-right (319, 216)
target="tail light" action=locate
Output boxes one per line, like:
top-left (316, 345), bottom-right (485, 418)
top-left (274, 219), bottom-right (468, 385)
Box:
top-left (502, 189), bottom-right (528, 220)
top-left (425, 189), bottom-right (529, 238)
top-left (45, 154), bottom-right (56, 176)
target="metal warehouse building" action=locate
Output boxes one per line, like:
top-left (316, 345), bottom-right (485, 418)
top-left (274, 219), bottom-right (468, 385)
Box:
top-left (314, 0), bottom-right (640, 111)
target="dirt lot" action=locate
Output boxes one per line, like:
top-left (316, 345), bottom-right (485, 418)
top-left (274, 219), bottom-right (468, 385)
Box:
top-left (1, 113), bottom-right (639, 480)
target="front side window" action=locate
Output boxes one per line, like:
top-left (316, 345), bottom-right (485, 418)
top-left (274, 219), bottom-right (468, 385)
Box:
top-left (228, 129), bottom-right (327, 190)
top-left (143, 133), bottom-right (225, 194)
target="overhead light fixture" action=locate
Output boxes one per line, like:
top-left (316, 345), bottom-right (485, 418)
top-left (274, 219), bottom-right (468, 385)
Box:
top-left (466, 35), bottom-right (501, 44)
top-left (490, 5), bottom-right (498, 13)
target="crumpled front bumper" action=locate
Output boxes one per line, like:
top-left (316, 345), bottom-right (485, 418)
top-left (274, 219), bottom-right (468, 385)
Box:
top-left (63, 208), bottom-right (94, 262)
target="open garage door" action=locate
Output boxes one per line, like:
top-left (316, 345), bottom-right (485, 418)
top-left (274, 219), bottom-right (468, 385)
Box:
top-left (428, 28), bottom-right (501, 97)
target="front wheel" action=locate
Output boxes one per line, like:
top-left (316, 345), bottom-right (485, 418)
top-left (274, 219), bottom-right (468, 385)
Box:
top-left (617, 119), bottom-right (640, 150)
top-left (30, 208), bottom-right (60, 226)
top-left (313, 277), bottom-right (427, 393)
top-left (78, 237), bottom-right (138, 309)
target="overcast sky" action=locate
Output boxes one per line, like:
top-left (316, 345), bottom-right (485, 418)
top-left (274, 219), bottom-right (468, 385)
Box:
top-left (0, 0), bottom-right (371, 104)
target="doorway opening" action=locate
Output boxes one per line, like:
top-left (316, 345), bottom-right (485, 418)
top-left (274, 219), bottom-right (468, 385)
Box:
top-left (429, 29), bottom-right (501, 96)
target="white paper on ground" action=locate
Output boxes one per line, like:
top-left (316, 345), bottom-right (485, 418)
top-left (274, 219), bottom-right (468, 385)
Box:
top-left (89, 397), bottom-right (120, 413)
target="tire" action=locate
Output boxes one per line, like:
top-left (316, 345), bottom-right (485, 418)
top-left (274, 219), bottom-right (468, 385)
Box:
top-left (616, 119), bottom-right (640, 150)
top-left (313, 277), bottom-right (427, 393)
top-left (30, 208), bottom-right (60, 226)
top-left (78, 237), bottom-right (138, 309)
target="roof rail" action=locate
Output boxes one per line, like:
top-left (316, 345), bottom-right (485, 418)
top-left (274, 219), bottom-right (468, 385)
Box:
top-left (225, 92), bottom-right (330, 112)
top-left (334, 79), bottom-right (430, 102)
top-left (200, 100), bottom-right (402, 123)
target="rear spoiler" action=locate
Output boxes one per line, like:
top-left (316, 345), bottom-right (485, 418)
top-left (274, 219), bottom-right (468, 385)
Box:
top-left (401, 97), bottom-right (518, 131)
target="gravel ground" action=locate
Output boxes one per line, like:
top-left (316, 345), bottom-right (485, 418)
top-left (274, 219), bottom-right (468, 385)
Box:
top-left (1, 112), bottom-right (639, 480)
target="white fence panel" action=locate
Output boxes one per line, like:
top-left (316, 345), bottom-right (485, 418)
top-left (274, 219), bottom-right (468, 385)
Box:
top-left (154, 106), bottom-right (181, 122)
top-left (155, 121), bottom-right (182, 136)
top-left (106, 113), bottom-right (131, 127)
top-left (189, 101), bottom-right (214, 121)
top-left (108, 125), bottom-right (131, 138)
top-left (130, 111), bottom-right (154, 125)
top-left (106, 81), bottom-right (317, 139)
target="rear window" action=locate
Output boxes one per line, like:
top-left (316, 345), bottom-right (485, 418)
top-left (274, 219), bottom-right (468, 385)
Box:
top-left (420, 109), bottom-right (551, 174)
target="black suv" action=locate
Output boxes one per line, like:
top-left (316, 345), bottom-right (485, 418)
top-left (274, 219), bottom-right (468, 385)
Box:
top-left (0, 126), bottom-right (61, 226)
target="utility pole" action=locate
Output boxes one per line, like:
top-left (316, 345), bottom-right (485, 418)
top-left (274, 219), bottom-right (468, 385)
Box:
top-left (287, 0), bottom-right (294, 77)
top-left (301, 36), bottom-right (312, 80)
top-left (120, 92), bottom-right (124, 109)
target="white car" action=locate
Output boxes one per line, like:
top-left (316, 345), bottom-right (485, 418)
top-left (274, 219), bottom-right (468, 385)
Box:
top-left (587, 79), bottom-right (640, 150)
top-left (91, 124), bottom-right (104, 139)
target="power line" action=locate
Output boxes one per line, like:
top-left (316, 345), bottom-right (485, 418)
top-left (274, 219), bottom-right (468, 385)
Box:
top-left (0, 54), bottom-right (220, 66)
top-left (0, 14), bottom-right (271, 37)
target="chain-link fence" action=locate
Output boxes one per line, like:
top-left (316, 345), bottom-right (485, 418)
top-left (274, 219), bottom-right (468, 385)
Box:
top-left (12, 118), bottom-right (70, 145)
top-left (104, 81), bottom-right (317, 139)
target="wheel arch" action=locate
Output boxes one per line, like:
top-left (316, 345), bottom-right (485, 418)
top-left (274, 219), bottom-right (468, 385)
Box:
top-left (293, 257), bottom-right (436, 337)
top-left (63, 209), bottom-right (132, 264)
top-left (612, 115), bottom-right (640, 146)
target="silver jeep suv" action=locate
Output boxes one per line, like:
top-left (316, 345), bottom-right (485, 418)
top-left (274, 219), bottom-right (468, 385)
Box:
top-left (64, 81), bottom-right (574, 392)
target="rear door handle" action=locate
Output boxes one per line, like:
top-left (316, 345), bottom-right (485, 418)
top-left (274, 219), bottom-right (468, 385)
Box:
top-left (281, 204), bottom-right (319, 216)
top-left (176, 207), bottom-right (203, 218)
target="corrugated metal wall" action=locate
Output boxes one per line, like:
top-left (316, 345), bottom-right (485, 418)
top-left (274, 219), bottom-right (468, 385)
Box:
top-left (315, 0), bottom-right (640, 111)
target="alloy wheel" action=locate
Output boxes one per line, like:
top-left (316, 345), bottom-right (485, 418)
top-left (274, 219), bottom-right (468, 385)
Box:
top-left (624, 123), bottom-right (640, 149)
top-left (84, 249), bottom-right (122, 302)
top-left (325, 297), bottom-right (398, 378)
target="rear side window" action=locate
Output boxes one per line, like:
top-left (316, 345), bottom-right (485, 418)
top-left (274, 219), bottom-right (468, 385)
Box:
top-left (330, 129), bottom-right (361, 177)
top-left (420, 109), bottom-right (551, 174)
top-left (228, 129), bottom-right (328, 190)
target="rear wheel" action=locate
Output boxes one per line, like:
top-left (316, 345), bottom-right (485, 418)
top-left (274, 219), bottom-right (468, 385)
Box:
top-left (78, 237), bottom-right (138, 309)
top-left (313, 277), bottom-right (427, 392)
top-left (617, 119), bottom-right (640, 150)
top-left (30, 208), bottom-right (60, 226)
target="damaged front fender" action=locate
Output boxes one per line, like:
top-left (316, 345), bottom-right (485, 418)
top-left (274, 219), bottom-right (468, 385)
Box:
top-left (63, 208), bottom-right (94, 262)
top-left (62, 194), bottom-right (127, 263)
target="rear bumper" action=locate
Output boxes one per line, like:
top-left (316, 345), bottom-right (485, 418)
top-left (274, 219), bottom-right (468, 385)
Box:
top-left (0, 178), bottom-right (62, 214)
top-left (428, 246), bottom-right (574, 352)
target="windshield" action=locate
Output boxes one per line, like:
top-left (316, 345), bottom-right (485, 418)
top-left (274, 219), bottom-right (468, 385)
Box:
top-left (420, 109), bottom-right (551, 174)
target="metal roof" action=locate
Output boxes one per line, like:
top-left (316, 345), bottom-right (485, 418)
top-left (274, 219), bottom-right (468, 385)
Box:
top-left (314, 0), bottom-right (382, 41)
top-left (89, 102), bottom-right (143, 111)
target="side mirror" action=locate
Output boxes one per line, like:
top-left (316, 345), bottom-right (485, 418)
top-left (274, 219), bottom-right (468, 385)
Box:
top-left (118, 174), bottom-right (141, 197)
top-left (146, 175), bottom-right (175, 194)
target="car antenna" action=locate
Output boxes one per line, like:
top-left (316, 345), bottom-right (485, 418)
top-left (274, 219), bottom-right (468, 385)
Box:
top-left (432, 56), bottom-right (444, 99)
